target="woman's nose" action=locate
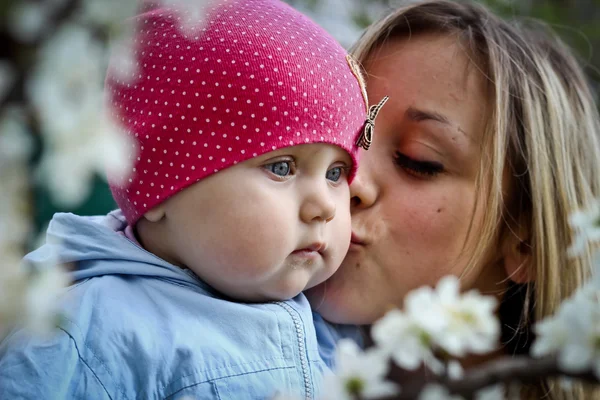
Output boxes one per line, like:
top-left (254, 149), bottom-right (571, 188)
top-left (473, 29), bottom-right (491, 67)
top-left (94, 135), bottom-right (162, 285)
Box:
top-left (350, 169), bottom-right (377, 209)
top-left (299, 185), bottom-right (336, 224)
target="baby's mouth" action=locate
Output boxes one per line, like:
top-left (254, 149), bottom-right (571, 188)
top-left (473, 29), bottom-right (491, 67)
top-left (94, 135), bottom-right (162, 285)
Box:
top-left (295, 242), bottom-right (325, 252)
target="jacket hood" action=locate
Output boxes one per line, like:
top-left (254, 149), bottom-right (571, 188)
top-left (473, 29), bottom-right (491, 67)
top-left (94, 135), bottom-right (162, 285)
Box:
top-left (25, 210), bottom-right (203, 287)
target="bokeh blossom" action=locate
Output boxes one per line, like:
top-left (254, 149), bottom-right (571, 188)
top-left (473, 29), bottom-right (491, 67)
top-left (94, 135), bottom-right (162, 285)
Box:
top-left (372, 276), bottom-right (499, 374)
top-left (323, 339), bottom-right (398, 400)
top-left (567, 200), bottom-right (600, 257)
top-left (532, 283), bottom-right (600, 378)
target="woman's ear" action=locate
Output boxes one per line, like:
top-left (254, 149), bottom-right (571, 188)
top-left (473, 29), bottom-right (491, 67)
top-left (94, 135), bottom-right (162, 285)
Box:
top-left (500, 223), bottom-right (533, 284)
top-left (143, 204), bottom-right (166, 222)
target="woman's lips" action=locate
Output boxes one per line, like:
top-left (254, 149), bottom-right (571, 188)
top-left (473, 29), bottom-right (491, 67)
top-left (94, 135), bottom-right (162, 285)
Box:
top-left (350, 232), bottom-right (365, 246)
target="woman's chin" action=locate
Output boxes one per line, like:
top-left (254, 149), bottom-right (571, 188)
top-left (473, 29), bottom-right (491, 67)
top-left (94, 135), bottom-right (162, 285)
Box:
top-left (304, 282), bottom-right (366, 325)
top-left (304, 283), bottom-right (327, 311)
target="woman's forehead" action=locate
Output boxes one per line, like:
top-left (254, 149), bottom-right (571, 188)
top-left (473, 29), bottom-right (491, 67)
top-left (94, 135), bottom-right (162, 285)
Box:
top-left (369, 35), bottom-right (481, 89)
top-left (363, 35), bottom-right (488, 143)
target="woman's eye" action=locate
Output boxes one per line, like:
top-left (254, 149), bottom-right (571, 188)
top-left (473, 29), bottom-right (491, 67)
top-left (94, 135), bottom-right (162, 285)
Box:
top-left (394, 152), bottom-right (444, 178)
top-left (264, 161), bottom-right (293, 177)
top-left (326, 166), bottom-right (344, 182)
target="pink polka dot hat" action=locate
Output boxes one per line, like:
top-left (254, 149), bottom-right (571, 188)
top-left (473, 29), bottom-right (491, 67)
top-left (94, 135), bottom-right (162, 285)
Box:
top-left (106, 0), bottom-right (372, 224)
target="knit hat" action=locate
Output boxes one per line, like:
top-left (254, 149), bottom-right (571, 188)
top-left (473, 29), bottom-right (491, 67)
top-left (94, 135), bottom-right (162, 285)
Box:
top-left (106, 0), bottom-right (370, 225)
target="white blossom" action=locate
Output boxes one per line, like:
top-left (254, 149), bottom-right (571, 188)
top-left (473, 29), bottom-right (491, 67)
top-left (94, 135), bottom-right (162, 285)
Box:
top-left (371, 308), bottom-right (442, 372)
top-left (558, 376), bottom-right (575, 391)
top-left (80, 0), bottom-right (137, 27)
top-left (418, 384), bottom-right (463, 400)
top-left (108, 36), bottom-right (140, 84)
top-left (24, 265), bottom-right (70, 335)
top-left (7, 2), bottom-right (51, 43)
top-left (322, 339), bottom-right (399, 400)
top-left (433, 276), bottom-right (500, 357)
top-left (0, 107), bottom-right (34, 339)
top-left (7, 0), bottom-right (68, 42)
top-left (288, 0), bottom-right (362, 48)
top-left (372, 276), bottom-right (499, 374)
top-left (532, 283), bottom-right (600, 378)
top-left (269, 393), bottom-right (300, 400)
top-left (0, 254), bottom-right (69, 338)
top-left (287, 0), bottom-right (389, 48)
top-left (475, 384), bottom-right (505, 400)
top-left (80, 0), bottom-right (139, 83)
top-left (530, 307), bottom-right (571, 358)
top-left (0, 108), bottom-right (33, 251)
top-left (0, 107), bottom-right (32, 166)
top-left (0, 251), bottom-right (27, 337)
top-left (160, 0), bottom-right (211, 35)
top-left (27, 24), bottom-right (133, 206)
top-left (567, 200), bottom-right (600, 257)
top-left (447, 360), bottom-right (464, 380)
top-left (0, 164), bottom-right (31, 250)
top-left (0, 117), bottom-right (67, 336)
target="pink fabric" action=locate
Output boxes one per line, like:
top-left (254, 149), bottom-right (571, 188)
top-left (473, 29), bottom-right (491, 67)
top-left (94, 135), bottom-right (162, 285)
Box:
top-left (106, 0), bottom-right (368, 225)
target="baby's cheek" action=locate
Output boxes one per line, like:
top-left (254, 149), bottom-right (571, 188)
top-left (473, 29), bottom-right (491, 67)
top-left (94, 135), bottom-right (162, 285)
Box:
top-left (223, 211), bottom-right (292, 277)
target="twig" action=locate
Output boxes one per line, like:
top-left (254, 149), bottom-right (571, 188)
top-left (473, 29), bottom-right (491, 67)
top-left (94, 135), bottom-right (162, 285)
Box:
top-left (378, 355), bottom-right (599, 399)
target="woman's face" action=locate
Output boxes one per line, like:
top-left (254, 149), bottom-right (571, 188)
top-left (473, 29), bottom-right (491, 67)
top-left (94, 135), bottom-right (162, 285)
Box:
top-left (306, 34), bottom-right (509, 324)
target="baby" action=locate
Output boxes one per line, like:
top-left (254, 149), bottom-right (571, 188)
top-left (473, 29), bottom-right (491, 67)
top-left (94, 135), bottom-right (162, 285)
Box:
top-left (0, 0), bottom-right (385, 399)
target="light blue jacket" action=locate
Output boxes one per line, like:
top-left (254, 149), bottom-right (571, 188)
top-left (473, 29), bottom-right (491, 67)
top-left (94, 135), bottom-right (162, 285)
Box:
top-left (0, 210), bottom-right (361, 400)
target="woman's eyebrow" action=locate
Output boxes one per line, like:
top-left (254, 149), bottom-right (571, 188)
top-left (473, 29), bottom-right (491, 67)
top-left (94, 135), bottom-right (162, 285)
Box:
top-left (405, 106), bottom-right (451, 126)
top-left (405, 106), bottom-right (471, 142)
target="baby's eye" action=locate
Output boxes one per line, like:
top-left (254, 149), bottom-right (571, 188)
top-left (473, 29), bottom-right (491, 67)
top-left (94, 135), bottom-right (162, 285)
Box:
top-left (264, 161), bottom-right (293, 177)
top-left (326, 166), bottom-right (347, 182)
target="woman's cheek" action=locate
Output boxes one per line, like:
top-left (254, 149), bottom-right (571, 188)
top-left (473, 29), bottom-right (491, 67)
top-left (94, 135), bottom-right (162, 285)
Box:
top-left (392, 195), bottom-right (452, 242)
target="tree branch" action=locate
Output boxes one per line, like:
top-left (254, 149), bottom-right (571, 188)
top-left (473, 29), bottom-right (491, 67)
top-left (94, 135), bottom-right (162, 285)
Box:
top-left (378, 355), bottom-right (599, 399)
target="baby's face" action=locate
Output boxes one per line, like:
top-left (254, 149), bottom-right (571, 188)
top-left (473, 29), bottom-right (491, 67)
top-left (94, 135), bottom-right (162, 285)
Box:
top-left (158, 143), bottom-right (353, 301)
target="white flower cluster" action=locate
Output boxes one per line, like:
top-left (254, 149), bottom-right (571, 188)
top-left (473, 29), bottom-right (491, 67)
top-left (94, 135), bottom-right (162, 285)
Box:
top-left (532, 283), bottom-right (600, 376)
top-left (0, 0), bottom-right (216, 342)
top-left (532, 202), bottom-right (600, 377)
top-left (322, 340), bottom-right (399, 400)
top-left (0, 119), bottom-right (31, 330)
top-left (0, 261), bottom-right (70, 338)
top-left (2, 0), bottom-right (600, 397)
top-left (322, 199), bottom-right (600, 399)
top-left (160, 0), bottom-right (212, 35)
top-left (28, 23), bottom-right (134, 206)
top-left (286, 0), bottom-right (389, 48)
top-left (567, 201), bottom-right (600, 257)
top-left (322, 275), bottom-right (500, 399)
top-left (0, 107), bottom-right (69, 338)
top-left (0, 0), bottom-right (140, 338)
top-left (373, 276), bottom-right (499, 372)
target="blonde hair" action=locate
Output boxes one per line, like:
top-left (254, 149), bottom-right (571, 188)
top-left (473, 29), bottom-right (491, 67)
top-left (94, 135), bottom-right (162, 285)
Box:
top-left (352, 1), bottom-right (600, 398)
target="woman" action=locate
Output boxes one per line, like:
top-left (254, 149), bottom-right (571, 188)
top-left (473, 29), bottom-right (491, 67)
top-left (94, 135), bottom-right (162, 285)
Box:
top-left (306, 1), bottom-right (600, 398)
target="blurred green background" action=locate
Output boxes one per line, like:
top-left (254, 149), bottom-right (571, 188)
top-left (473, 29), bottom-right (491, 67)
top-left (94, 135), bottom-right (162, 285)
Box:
top-left (34, 0), bottom-right (600, 231)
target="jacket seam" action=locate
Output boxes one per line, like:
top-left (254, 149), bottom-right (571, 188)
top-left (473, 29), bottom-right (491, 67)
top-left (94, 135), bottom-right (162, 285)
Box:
top-left (163, 355), bottom-right (289, 391)
top-left (60, 316), bottom-right (129, 400)
top-left (274, 302), bottom-right (313, 399)
top-left (211, 381), bottom-right (222, 400)
top-left (57, 327), bottom-right (115, 400)
top-left (164, 365), bottom-right (295, 399)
